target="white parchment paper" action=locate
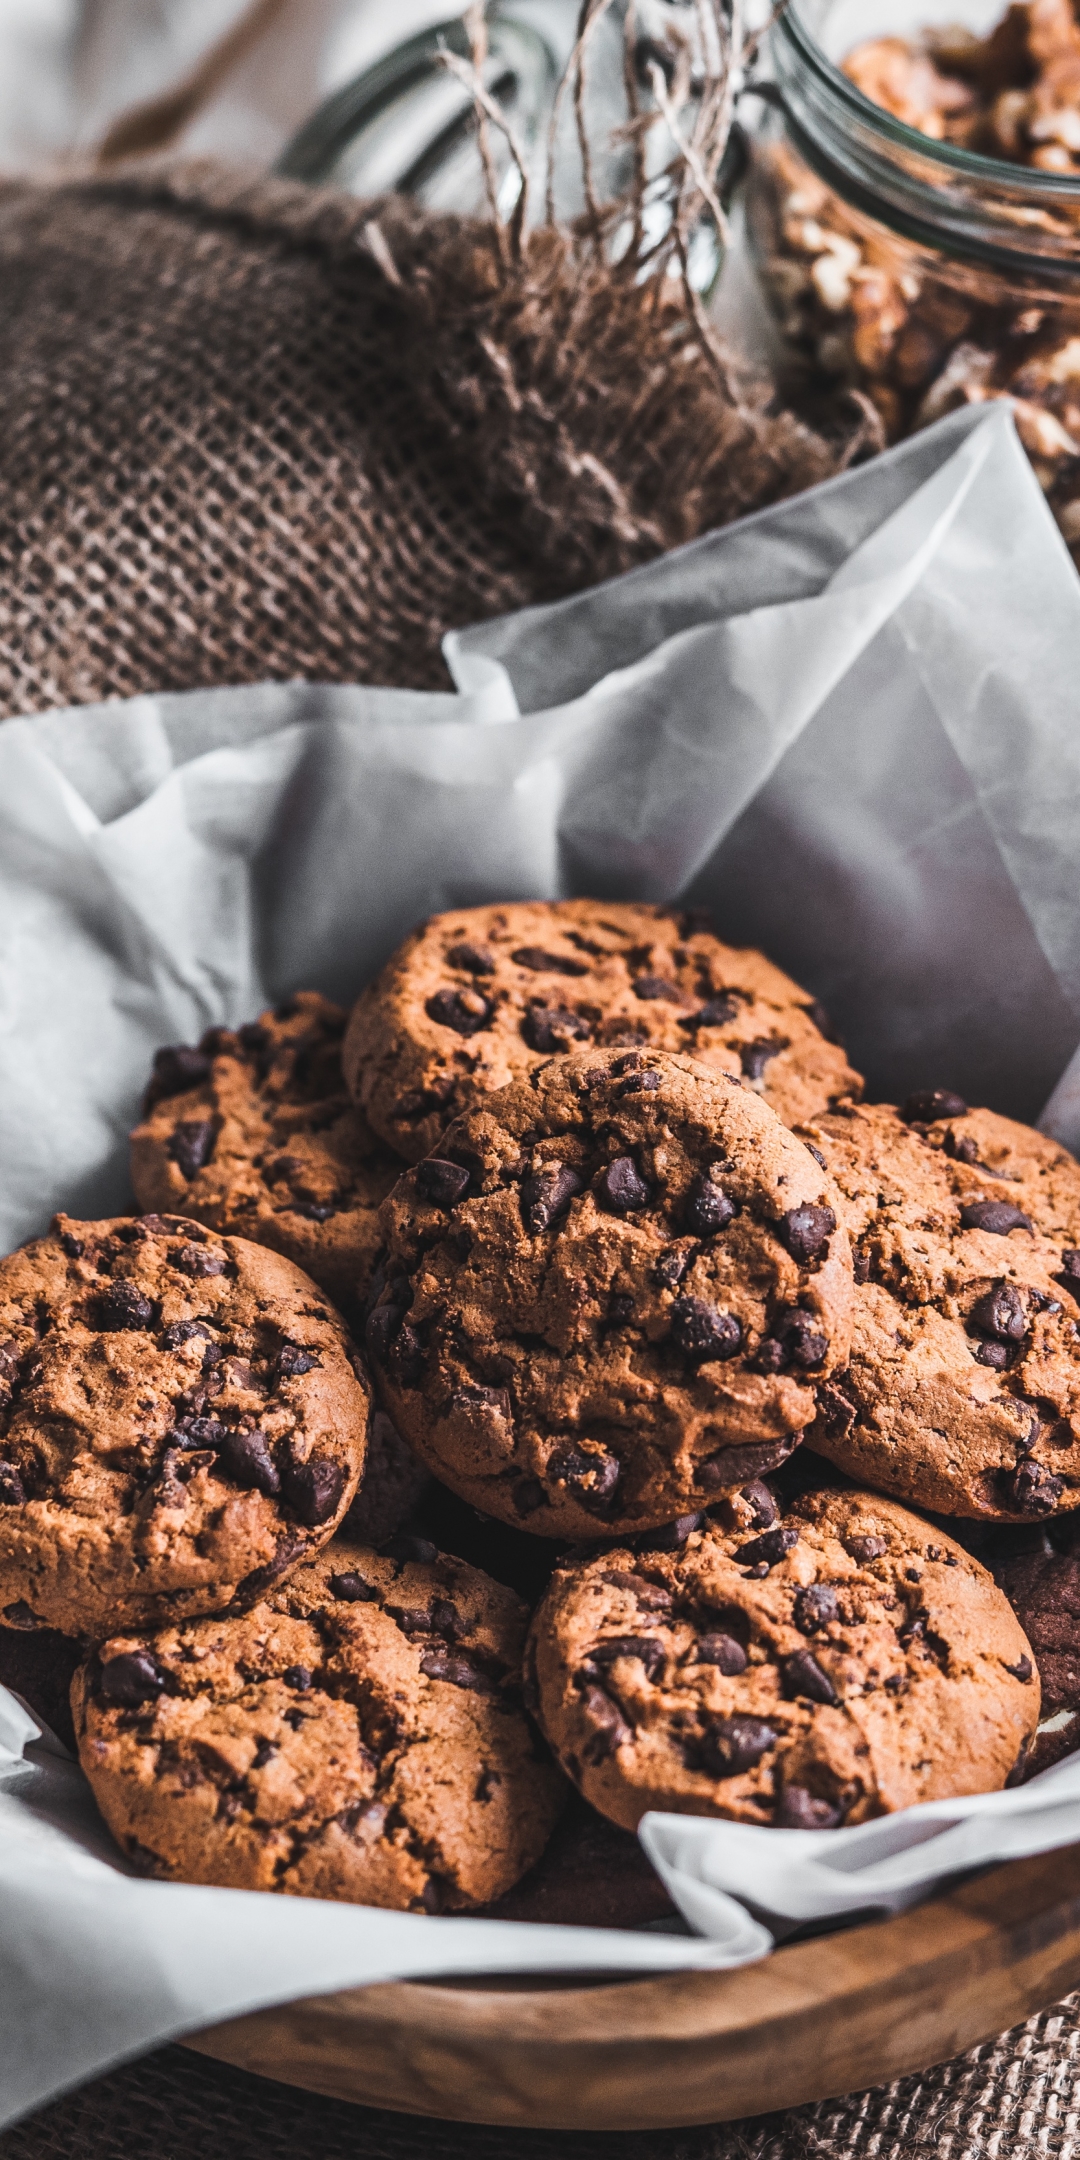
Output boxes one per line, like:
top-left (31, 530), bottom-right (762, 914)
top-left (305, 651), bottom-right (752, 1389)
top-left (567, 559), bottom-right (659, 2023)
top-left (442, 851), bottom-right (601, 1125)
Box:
top-left (4, 400), bottom-right (1080, 2122)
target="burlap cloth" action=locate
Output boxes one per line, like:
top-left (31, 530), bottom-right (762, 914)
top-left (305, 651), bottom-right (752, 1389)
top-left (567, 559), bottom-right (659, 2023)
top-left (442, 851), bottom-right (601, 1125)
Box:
top-left (0, 157), bottom-right (854, 717)
top-left (0, 1993), bottom-right (1076, 2159)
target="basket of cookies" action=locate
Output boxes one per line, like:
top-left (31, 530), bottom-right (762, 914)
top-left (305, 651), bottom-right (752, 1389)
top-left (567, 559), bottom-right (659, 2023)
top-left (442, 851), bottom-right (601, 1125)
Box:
top-left (3, 398), bottom-right (1080, 2135)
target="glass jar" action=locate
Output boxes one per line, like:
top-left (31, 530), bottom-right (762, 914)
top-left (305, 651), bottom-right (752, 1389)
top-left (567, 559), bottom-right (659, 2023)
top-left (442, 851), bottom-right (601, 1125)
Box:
top-left (746, 0), bottom-right (1080, 551)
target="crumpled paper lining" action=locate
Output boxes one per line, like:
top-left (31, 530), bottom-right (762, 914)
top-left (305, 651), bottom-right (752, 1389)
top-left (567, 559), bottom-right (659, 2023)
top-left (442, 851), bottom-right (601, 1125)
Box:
top-left (2, 401), bottom-right (1080, 2123)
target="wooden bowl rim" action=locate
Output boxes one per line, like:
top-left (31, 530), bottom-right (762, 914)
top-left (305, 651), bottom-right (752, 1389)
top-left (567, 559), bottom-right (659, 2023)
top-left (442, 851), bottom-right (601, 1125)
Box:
top-left (185, 1838), bottom-right (1080, 2130)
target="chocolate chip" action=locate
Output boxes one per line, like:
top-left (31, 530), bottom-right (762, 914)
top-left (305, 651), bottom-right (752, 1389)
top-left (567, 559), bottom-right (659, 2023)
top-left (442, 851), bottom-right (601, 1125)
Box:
top-left (521, 1163), bottom-right (584, 1234)
top-left (252, 1739), bottom-right (277, 1768)
top-left (511, 1477), bottom-right (546, 1516)
top-left (741, 1478), bottom-right (780, 1528)
top-left (975, 1340), bottom-right (1016, 1370)
top-left (168, 1120), bottom-right (216, 1180)
top-left (150, 1043), bottom-right (213, 1102)
top-left (699, 1714), bottom-right (777, 1776)
top-left (686, 1171), bottom-right (736, 1239)
top-left (446, 942), bottom-right (495, 975)
top-left (97, 1280), bottom-right (155, 1332)
top-left (381, 1532), bottom-right (438, 1564)
top-left (654, 1240), bottom-right (696, 1289)
top-left (599, 1570), bottom-right (674, 1609)
top-left (293, 1201), bottom-right (336, 1223)
top-left (420, 1650), bottom-right (497, 1695)
top-left (281, 1452), bottom-right (347, 1526)
top-left (680, 995), bottom-right (738, 1032)
top-left (0, 1462), bottom-right (25, 1505)
top-left (580, 1683), bottom-right (632, 1760)
top-left (607, 1293), bottom-right (635, 1327)
top-left (794, 1585), bottom-right (838, 1632)
top-left (1059, 1249), bottom-right (1080, 1288)
top-left (780, 1204), bottom-right (835, 1264)
top-left (804, 1145), bottom-right (828, 1170)
top-left (1005, 1653), bottom-right (1034, 1682)
top-left (511, 946), bottom-right (588, 976)
top-left (216, 1428), bottom-right (281, 1497)
top-left (366, 1290), bottom-right (408, 1361)
top-left (1004, 1460), bottom-right (1063, 1516)
top-left (776, 1786), bottom-right (843, 1829)
top-left (450, 1384), bottom-right (511, 1421)
top-left (590, 1635), bottom-right (665, 1681)
top-left (853, 1246), bottom-right (871, 1284)
top-left (415, 1158), bottom-right (470, 1209)
top-left (670, 1296), bottom-right (742, 1363)
top-left (168, 1415), bottom-right (226, 1449)
top-left (619, 1071), bottom-right (662, 1096)
top-left (971, 1285), bottom-right (1030, 1354)
top-left (696, 1633), bottom-right (748, 1674)
top-left (2, 1601), bottom-right (41, 1629)
top-left (60, 1231), bottom-right (83, 1259)
top-left (283, 1665), bottom-right (312, 1691)
top-left (522, 1005), bottom-right (591, 1053)
top-left (781, 1648), bottom-right (838, 1706)
top-left (736, 1525), bottom-right (799, 1569)
top-left (943, 1130), bottom-right (998, 1171)
top-left (100, 1651), bottom-right (164, 1706)
top-left (633, 976), bottom-right (682, 1002)
top-left (330, 1569), bottom-right (378, 1603)
top-left (696, 1437), bottom-right (798, 1491)
top-left (425, 987), bottom-right (493, 1036)
top-left (599, 1156), bottom-right (651, 1214)
top-left (389, 1323), bottom-right (425, 1388)
top-left (162, 1319), bottom-right (211, 1351)
top-left (843, 1534), bottom-right (887, 1562)
top-left (902, 1089), bottom-right (969, 1123)
top-left (960, 1200), bottom-right (1033, 1236)
top-left (176, 1243), bottom-right (227, 1279)
top-left (741, 1037), bottom-right (787, 1081)
top-left (550, 1446), bottom-right (621, 1515)
top-left (637, 1512), bottom-right (704, 1551)
top-left (389, 1605), bottom-right (433, 1636)
top-left (278, 1343), bottom-right (320, 1377)
top-left (757, 1307), bottom-right (829, 1372)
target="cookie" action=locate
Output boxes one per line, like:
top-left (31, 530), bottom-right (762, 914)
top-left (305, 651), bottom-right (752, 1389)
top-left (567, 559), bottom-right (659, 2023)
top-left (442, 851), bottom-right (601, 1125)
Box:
top-left (71, 1532), bottom-right (565, 1910)
top-left (368, 1045), bottom-right (854, 1539)
top-left (994, 1535), bottom-right (1080, 1774)
top-left (131, 994), bottom-right (403, 1312)
top-left (527, 1487), bottom-right (1039, 1832)
top-left (476, 1789), bottom-right (676, 1928)
top-left (344, 900), bottom-right (862, 1163)
top-left (345, 1409), bottom-right (429, 1549)
top-left (0, 1212), bottom-right (370, 1638)
top-left (795, 1098), bottom-right (1080, 1520)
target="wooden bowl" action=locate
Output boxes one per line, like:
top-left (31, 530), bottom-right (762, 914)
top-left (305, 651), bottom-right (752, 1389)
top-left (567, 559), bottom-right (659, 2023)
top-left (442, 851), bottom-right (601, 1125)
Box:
top-left (185, 1840), bottom-right (1080, 2130)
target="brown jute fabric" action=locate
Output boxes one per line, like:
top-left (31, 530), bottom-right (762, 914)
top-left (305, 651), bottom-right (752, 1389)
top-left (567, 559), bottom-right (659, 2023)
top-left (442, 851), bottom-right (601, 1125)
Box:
top-left (1, 1995), bottom-right (1078, 2160)
top-left (0, 159), bottom-right (845, 717)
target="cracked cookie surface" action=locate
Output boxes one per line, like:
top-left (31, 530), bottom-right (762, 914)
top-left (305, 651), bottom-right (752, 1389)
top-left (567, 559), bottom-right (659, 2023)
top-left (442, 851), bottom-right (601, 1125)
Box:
top-left (795, 1097), bottom-right (1080, 1520)
top-left (0, 1212), bottom-right (370, 1637)
top-left (527, 1486), bottom-right (1039, 1832)
top-left (368, 1046), bottom-right (854, 1539)
top-left (131, 993), bottom-right (404, 1313)
top-left (71, 1533), bottom-right (565, 1909)
top-left (344, 900), bottom-right (862, 1163)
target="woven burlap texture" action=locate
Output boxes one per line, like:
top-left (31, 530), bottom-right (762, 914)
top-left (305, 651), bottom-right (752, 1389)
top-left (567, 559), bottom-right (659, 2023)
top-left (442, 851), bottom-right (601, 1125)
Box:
top-left (1, 1994), bottom-right (1077, 2160)
top-left (0, 159), bottom-right (845, 718)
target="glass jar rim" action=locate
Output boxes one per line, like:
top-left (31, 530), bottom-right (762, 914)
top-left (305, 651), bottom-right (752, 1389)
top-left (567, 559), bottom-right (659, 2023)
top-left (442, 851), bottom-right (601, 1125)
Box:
top-left (778, 0), bottom-right (1080, 194)
top-left (771, 0), bottom-right (1080, 279)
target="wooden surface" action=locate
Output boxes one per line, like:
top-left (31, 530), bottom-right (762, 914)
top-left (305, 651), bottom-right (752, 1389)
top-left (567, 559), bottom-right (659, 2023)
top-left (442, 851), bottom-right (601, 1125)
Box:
top-left (185, 1841), bottom-right (1080, 2130)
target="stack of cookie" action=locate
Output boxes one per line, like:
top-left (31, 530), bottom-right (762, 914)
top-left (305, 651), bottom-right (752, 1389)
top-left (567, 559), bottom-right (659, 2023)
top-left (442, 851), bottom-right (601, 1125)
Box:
top-left (1, 899), bottom-right (1072, 1923)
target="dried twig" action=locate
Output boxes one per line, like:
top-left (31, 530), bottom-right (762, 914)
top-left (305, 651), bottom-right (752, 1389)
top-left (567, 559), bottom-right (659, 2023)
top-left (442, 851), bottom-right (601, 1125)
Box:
top-left (438, 7), bottom-right (532, 263)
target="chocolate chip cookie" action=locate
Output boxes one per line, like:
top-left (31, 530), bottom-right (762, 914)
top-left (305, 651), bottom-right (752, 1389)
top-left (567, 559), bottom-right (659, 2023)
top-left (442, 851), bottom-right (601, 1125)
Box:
top-left (131, 994), bottom-right (403, 1312)
top-left (527, 1487), bottom-right (1039, 1832)
top-left (995, 1534), bottom-right (1080, 1774)
top-left (345, 1410), bottom-right (429, 1548)
top-left (71, 1532), bottom-right (565, 1910)
top-left (0, 1213), bottom-right (370, 1638)
top-left (344, 901), bottom-right (862, 1163)
top-left (795, 1098), bottom-right (1080, 1520)
top-left (368, 1046), bottom-right (854, 1539)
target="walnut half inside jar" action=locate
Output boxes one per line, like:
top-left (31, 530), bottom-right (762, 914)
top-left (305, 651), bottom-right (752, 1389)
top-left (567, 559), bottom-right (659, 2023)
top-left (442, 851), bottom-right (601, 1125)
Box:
top-left (748, 0), bottom-right (1080, 555)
